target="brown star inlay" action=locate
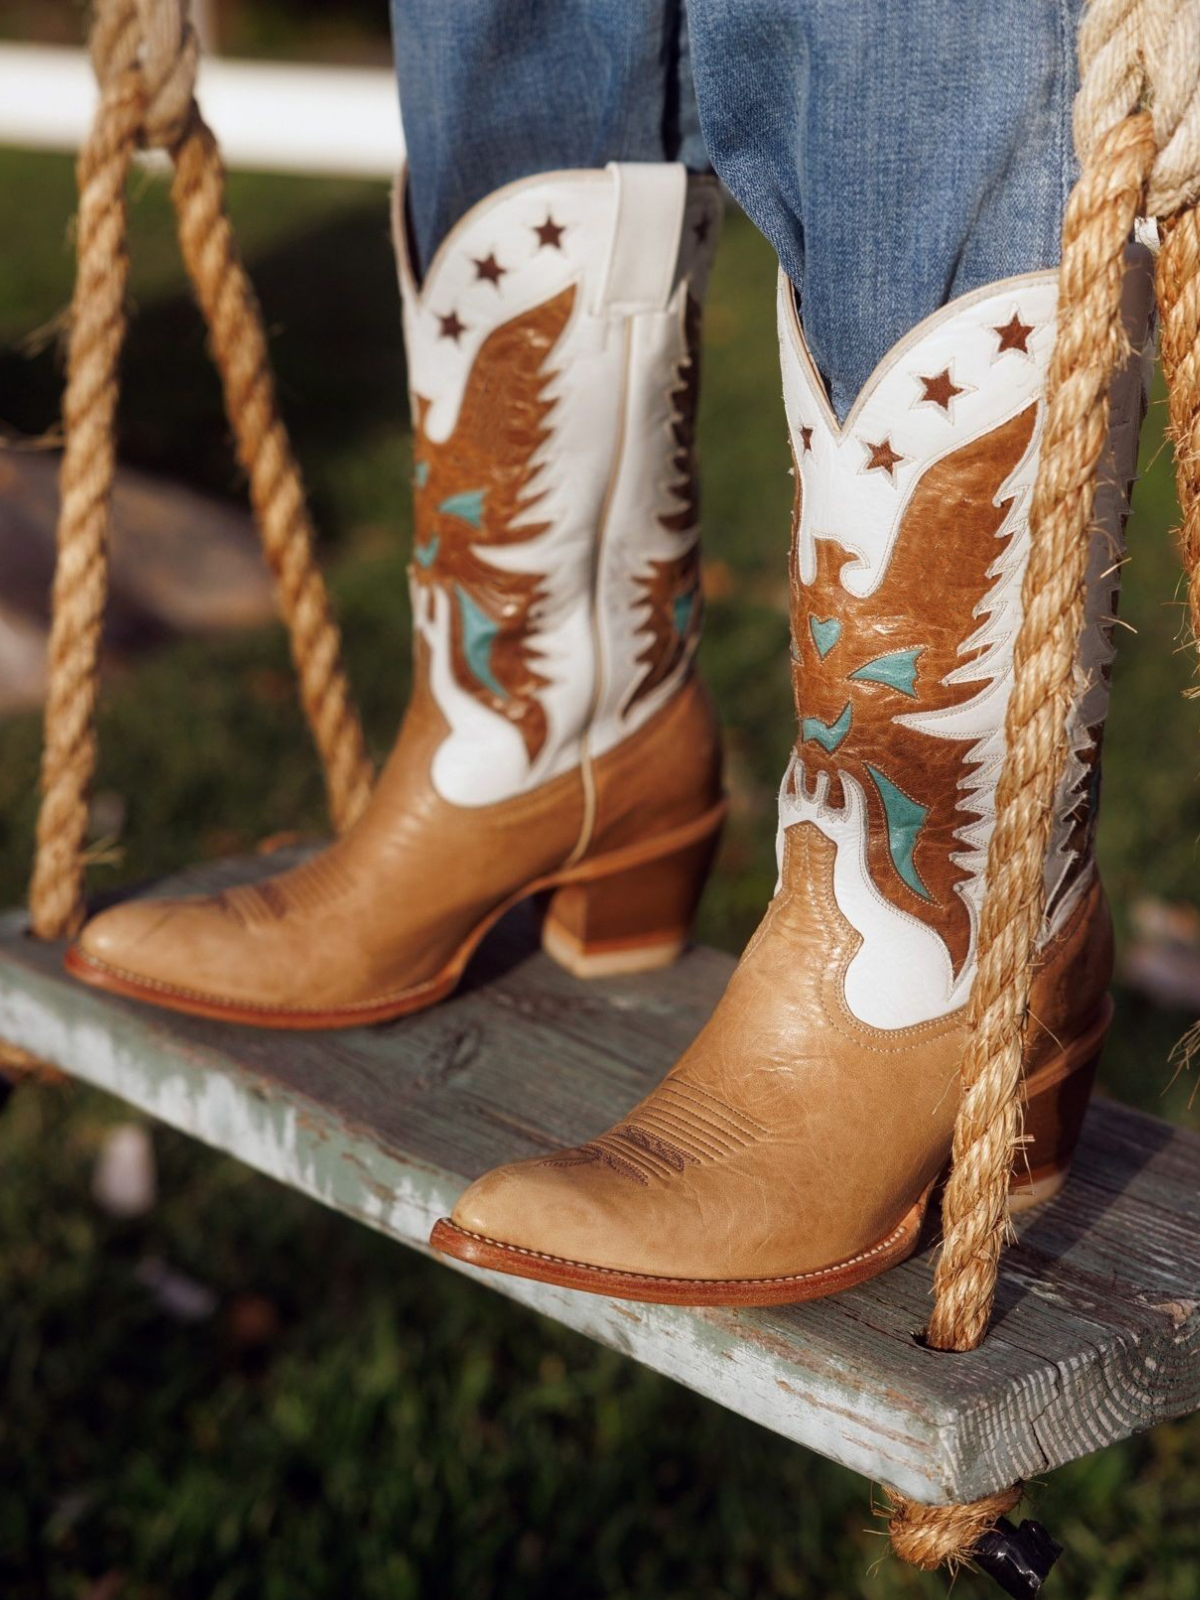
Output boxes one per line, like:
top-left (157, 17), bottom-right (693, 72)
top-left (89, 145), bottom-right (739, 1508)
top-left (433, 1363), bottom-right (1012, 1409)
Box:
top-left (918, 368), bottom-right (965, 411)
top-left (437, 310), bottom-right (467, 342)
top-left (472, 253), bottom-right (507, 286)
top-left (994, 313), bottom-right (1034, 354)
top-left (799, 425), bottom-right (814, 454)
top-left (694, 215), bottom-right (711, 244)
top-left (863, 437), bottom-right (904, 477)
top-left (534, 215), bottom-right (566, 250)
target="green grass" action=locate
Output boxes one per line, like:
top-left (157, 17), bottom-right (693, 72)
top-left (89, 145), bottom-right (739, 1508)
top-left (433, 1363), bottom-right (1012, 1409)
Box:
top-left (2, 147), bottom-right (1200, 1598)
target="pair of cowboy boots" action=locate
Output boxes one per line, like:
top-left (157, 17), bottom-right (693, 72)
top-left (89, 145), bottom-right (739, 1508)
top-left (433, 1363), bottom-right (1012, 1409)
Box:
top-left (69, 165), bottom-right (1150, 1307)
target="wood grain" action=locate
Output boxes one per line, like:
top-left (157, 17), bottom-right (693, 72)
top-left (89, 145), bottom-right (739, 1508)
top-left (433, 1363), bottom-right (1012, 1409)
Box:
top-left (0, 850), bottom-right (1196, 1505)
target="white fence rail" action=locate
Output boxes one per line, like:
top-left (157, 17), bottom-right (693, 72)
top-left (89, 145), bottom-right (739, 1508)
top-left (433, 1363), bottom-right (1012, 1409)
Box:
top-left (0, 43), bottom-right (405, 177)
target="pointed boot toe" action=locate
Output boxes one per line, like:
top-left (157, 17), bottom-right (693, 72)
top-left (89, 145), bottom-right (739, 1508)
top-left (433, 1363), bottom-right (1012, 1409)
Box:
top-left (72, 896), bottom-right (188, 978)
top-left (435, 1151), bottom-right (732, 1296)
top-left (438, 1156), bottom-right (643, 1275)
top-left (68, 858), bottom-right (434, 1026)
top-left (68, 892), bottom-right (283, 1019)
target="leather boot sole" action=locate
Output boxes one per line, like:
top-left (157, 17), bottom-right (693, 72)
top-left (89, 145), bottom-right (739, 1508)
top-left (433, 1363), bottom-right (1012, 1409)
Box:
top-left (430, 1195), bottom-right (929, 1307)
top-left (429, 1000), bottom-right (1111, 1306)
top-left (62, 800), bottom-right (726, 1030)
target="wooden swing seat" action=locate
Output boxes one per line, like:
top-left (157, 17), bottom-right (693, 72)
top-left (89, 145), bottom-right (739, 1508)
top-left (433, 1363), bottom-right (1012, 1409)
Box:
top-left (0, 847), bottom-right (1197, 1509)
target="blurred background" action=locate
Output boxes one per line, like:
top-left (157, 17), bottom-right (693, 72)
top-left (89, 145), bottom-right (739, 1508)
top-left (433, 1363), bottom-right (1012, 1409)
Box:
top-left (3, 4), bottom-right (1200, 1598)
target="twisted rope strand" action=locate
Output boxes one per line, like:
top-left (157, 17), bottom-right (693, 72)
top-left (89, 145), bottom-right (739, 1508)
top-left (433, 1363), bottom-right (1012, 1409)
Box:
top-left (926, 110), bottom-right (1157, 1354)
top-left (1077, 0), bottom-right (1200, 214)
top-left (1158, 208), bottom-right (1200, 653)
top-left (129, 0), bottom-right (198, 148)
top-left (1140, 0), bottom-right (1200, 215)
top-left (29, 0), bottom-right (371, 938)
top-left (168, 123), bottom-right (372, 835)
top-left (1153, 207), bottom-right (1200, 1074)
top-left (29, 70), bottom-right (143, 938)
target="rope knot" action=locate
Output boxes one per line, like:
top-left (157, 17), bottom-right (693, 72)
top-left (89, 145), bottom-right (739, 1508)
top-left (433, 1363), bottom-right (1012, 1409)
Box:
top-left (89, 0), bottom-right (199, 152)
top-left (884, 1484), bottom-right (1023, 1572)
top-left (1077, 0), bottom-right (1200, 216)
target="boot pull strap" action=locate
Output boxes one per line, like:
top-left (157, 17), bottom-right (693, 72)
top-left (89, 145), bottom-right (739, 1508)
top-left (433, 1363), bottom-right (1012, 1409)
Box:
top-left (595, 161), bottom-right (689, 317)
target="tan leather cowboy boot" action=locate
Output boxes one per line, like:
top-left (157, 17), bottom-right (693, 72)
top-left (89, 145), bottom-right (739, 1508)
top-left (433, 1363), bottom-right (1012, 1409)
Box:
top-left (431, 253), bottom-right (1152, 1305)
top-left (66, 164), bottom-right (726, 1028)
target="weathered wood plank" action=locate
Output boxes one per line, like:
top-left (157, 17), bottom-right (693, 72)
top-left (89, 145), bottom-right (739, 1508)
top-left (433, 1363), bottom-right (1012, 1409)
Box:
top-left (0, 850), bottom-right (1197, 1506)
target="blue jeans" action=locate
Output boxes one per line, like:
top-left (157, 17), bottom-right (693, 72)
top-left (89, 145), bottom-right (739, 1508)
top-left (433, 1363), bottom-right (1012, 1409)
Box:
top-left (392, 1), bottom-right (1083, 420)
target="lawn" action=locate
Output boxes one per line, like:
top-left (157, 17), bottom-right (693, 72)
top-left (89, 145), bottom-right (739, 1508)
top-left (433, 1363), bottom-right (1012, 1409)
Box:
top-left (2, 145), bottom-right (1200, 1599)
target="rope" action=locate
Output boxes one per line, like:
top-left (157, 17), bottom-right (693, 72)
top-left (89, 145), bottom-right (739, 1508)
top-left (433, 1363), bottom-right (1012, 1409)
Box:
top-left (926, 107), bottom-right (1156, 1356)
top-left (887, 0), bottom-right (1200, 1573)
top-left (884, 1484), bottom-right (1023, 1574)
top-left (1157, 208), bottom-right (1200, 698)
top-left (1156, 202), bottom-right (1200, 1095)
top-left (1075, 0), bottom-right (1200, 216)
top-left (29, 0), bottom-right (372, 940)
top-left (0, 1040), bottom-right (68, 1087)
top-left (168, 127), bottom-right (373, 845)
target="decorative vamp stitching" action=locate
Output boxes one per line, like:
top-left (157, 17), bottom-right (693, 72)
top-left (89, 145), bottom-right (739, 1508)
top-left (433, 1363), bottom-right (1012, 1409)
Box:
top-left (541, 1078), bottom-right (766, 1186)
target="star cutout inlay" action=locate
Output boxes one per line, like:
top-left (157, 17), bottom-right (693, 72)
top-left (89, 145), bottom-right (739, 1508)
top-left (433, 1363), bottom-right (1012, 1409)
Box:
top-left (534, 215), bottom-right (566, 250)
top-left (918, 368), bottom-right (965, 411)
top-left (437, 310), bottom-right (467, 342)
top-left (472, 253), bottom-right (507, 286)
top-left (694, 215), bottom-right (712, 244)
top-left (994, 313), bottom-right (1034, 354)
top-left (799, 425), bottom-right (814, 454)
top-left (863, 437), bottom-right (904, 477)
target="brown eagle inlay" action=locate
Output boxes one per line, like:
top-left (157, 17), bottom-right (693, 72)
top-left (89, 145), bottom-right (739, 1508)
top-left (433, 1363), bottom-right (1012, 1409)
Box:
top-left (789, 402), bottom-right (1038, 974)
top-left (624, 296), bottom-right (703, 715)
top-left (411, 286), bottom-right (577, 762)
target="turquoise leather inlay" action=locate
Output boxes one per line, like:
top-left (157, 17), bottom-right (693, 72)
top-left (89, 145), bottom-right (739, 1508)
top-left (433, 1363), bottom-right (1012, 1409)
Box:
top-left (809, 616), bottom-right (842, 658)
top-left (864, 763), bottom-right (931, 900)
top-left (455, 585), bottom-right (506, 699)
top-left (413, 460), bottom-right (429, 488)
top-left (673, 588), bottom-right (696, 638)
top-left (438, 489), bottom-right (485, 529)
top-left (849, 646), bottom-right (922, 697)
top-left (802, 702), bottom-right (852, 753)
top-left (414, 536), bottom-right (439, 568)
